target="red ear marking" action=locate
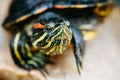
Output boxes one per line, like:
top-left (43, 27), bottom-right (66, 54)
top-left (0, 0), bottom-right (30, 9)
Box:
top-left (34, 23), bottom-right (44, 29)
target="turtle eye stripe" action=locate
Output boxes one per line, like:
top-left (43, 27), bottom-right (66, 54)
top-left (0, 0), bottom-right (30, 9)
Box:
top-left (34, 23), bottom-right (44, 29)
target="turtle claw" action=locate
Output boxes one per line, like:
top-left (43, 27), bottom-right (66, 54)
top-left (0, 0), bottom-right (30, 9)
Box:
top-left (39, 68), bottom-right (47, 78)
top-left (76, 57), bottom-right (83, 74)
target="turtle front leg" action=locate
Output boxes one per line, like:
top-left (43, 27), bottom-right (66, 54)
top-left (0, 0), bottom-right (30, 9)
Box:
top-left (10, 31), bottom-right (52, 77)
top-left (71, 26), bottom-right (85, 74)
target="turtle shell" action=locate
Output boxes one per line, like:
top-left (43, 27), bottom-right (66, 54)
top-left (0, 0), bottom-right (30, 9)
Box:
top-left (3, 0), bottom-right (109, 29)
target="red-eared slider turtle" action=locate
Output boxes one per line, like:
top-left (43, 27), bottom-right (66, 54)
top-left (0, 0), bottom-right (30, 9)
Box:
top-left (2, 0), bottom-right (112, 76)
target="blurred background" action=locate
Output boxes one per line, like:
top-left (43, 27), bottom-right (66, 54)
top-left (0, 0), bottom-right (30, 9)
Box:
top-left (0, 0), bottom-right (120, 80)
top-left (117, 0), bottom-right (120, 5)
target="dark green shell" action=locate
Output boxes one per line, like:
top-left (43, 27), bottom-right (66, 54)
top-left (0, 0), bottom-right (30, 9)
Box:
top-left (3, 0), bottom-right (109, 28)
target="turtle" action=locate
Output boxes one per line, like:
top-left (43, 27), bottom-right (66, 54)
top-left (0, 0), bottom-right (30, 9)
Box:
top-left (2, 0), bottom-right (112, 76)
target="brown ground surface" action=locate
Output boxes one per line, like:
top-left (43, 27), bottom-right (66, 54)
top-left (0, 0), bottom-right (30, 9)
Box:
top-left (0, 0), bottom-right (120, 80)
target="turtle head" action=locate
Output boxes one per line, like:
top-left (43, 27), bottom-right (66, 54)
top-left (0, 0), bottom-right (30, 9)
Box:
top-left (32, 12), bottom-right (72, 56)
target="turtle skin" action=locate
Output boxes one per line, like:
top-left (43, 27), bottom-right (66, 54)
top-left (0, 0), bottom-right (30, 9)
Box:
top-left (2, 0), bottom-right (111, 76)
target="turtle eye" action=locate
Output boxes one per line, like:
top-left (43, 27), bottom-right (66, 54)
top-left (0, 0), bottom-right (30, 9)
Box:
top-left (34, 23), bottom-right (44, 29)
top-left (45, 22), bottom-right (55, 30)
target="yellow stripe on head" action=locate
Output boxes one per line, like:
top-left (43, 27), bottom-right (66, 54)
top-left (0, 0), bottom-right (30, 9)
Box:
top-left (32, 33), bottom-right (47, 48)
top-left (41, 41), bottom-right (52, 49)
top-left (47, 46), bottom-right (56, 54)
top-left (51, 27), bottom-right (62, 40)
